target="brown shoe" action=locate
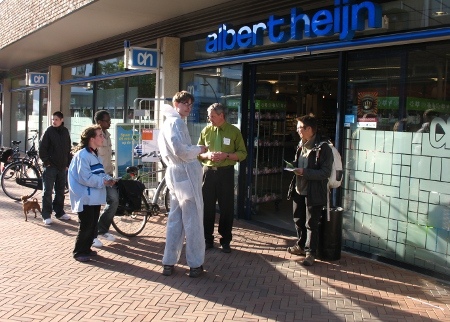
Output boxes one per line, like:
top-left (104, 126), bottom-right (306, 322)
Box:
top-left (189, 265), bottom-right (204, 278)
top-left (287, 245), bottom-right (306, 256)
top-left (162, 265), bottom-right (174, 276)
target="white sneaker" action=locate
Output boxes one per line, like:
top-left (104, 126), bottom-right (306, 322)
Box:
top-left (92, 238), bottom-right (103, 248)
top-left (43, 218), bottom-right (52, 225)
top-left (98, 233), bottom-right (115, 242)
top-left (58, 214), bottom-right (71, 220)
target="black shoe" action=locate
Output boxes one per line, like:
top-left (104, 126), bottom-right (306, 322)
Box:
top-left (87, 250), bottom-right (98, 256)
top-left (189, 265), bottom-right (204, 278)
top-left (205, 242), bottom-right (214, 250)
top-left (74, 255), bottom-right (91, 262)
top-left (221, 244), bottom-right (231, 253)
top-left (162, 265), bottom-right (174, 276)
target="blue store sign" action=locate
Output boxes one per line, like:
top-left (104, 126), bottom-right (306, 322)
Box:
top-left (128, 47), bottom-right (159, 70)
top-left (26, 72), bottom-right (48, 86)
top-left (205, 0), bottom-right (382, 53)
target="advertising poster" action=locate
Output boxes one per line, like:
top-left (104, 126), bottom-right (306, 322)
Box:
top-left (357, 92), bottom-right (378, 128)
top-left (114, 124), bottom-right (134, 178)
top-left (141, 129), bottom-right (160, 162)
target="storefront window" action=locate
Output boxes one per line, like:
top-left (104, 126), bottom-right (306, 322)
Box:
top-left (343, 44), bottom-right (450, 275)
top-left (181, 65), bottom-right (243, 142)
top-left (127, 73), bottom-right (157, 121)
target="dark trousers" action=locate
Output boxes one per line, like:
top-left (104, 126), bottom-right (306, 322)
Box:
top-left (202, 166), bottom-right (234, 246)
top-left (73, 205), bottom-right (100, 258)
top-left (42, 166), bottom-right (66, 219)
top-left (292, 191), bottom-right (323, 256)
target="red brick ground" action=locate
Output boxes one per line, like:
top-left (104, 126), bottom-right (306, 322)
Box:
top-left (1, 190), bottom-right (449, 321)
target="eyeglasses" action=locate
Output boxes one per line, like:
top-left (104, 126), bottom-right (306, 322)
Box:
top-left (180, 101), bottom-right (193, 107)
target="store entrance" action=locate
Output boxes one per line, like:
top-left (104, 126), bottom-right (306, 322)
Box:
top-left (249, 56), bottom-right (339, 232)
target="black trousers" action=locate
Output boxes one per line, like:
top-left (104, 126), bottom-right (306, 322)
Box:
top-left (73, 205), bottom-right (101, 258)
top-left (292, 191), bottom-right (323, 256)
top-left (202, 166), bottom-right (234, 246)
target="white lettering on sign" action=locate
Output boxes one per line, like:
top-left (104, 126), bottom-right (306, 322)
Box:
top-left (137, 52), bottom-right (154, 66)
top-left (33, 75), bottom-right (45, 84)
top-left (429, 117), bottom-right (450, 149)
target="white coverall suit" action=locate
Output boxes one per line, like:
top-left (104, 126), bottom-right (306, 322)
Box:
top-left (157, 105), bottom-right (205, 268)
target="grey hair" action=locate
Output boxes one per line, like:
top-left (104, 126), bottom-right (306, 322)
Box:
top-left (207, 103), bottom-right (227, 118)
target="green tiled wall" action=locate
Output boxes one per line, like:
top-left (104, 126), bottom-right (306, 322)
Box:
top-left (343, 128), bottom-right (450, 276)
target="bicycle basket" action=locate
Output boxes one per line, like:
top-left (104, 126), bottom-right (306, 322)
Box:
top-left (117, 180), bottom-right (145, 212)
top-left (0, 148), bottom-right (13, 163)
top-left (16, 178), bottom-right (43, 190)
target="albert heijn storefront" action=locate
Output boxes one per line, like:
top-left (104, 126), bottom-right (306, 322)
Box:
top-left (180, 0), bottom-right (450, 279)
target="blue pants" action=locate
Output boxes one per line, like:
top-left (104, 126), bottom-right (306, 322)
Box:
top-left (41, 166), bottom-right (66, 219)
top-left (97, 185), bottom-right (119, 235)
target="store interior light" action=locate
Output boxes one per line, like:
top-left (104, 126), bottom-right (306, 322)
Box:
top-left (433, 0), bottom-right (448, 16)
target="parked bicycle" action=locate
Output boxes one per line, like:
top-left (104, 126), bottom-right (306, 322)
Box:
top-left (0, 137), bottom-right (28, 172)
top-left (111, 155), bottom-right (170, 237)
top-left (0, 130), bottom-right (43, 201)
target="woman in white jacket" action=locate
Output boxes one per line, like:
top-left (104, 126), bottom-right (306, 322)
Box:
top-left (158, 91), bottom-right (208, 277)
top-left (69, 125), bottom-right (116, 262)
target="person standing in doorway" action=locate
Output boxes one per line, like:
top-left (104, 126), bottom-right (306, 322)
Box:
top-left (287, 114), bottom-right (333, 266)
top-left (91, 110), bottom-right (118, 248)
top-left (158, 91), bottom-right (208, 278)
top-left (198, 103), bottom-right (247, 253)
top-left (39, 111), bottom-right (72, 225)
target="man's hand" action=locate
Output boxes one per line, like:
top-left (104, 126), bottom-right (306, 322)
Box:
top-left (293, 168), bottom-right (304, 176)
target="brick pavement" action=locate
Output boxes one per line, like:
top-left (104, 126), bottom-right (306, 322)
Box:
top-left (1, 190), bottom-right (450, 322)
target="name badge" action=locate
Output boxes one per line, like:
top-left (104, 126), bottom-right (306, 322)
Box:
top-left (223, 137), bottom-right (231, 145)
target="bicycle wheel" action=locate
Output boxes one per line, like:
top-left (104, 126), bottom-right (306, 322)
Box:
top-left (1, 161), bottom-right (40, 201)
top-left (112, 193), bottom-right (149, 237)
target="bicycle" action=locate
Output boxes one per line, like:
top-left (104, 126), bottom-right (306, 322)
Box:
top-left (0, 137), bottom-right (28, 173)
top-left (111, 156), bottom-right (170, 237)
top-left (0, 131), bottom-right (43, 201)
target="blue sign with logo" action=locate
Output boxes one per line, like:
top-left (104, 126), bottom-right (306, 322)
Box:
top-left (129, 47), bottom-right (159, 70)
top-left (205, 0), bottom-right (382, 53)
top-left (27, 72), bottom-right (48, 86)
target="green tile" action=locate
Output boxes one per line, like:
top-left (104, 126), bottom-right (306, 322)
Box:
top-left (392, 164), bottom-right (401, 175)
top-left (393, 153), bottom-right (402, 165)
top-left (431, 157), bottom-right (442, 181)
top-left (401, 165), bottom-right (411, 177)
top-left (402, 154), bottom-right (411, 165)
top-left (411, 156), bottom-right (431, 179)
top-left (406, 223), bottom-right (426, 248)
top-left (374, 173), bottom-right (383, 184)
top-left (418, 201), bottom-right (429, 214)
top-left (393, 132), bottom-right (413, 154)
top-left (383, 174), bottom-right (391, 185)
top-left (429, 191), bottom-right (440, 205)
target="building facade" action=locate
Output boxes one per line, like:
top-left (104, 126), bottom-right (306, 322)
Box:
top-left (1, 0), bottom-right (450, 279)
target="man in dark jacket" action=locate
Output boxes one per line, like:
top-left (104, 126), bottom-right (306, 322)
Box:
top-left (287, 114), bottom-right (333, 266)
top-left (39, 111), bottom-right (72, 225)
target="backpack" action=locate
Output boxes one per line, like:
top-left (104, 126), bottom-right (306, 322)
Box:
top-left (314, 141), bottom-right (343, 221)
top-left (315, 141), bottom-right (343, 189)
top-left (117, 180), bottom-right (146, 214)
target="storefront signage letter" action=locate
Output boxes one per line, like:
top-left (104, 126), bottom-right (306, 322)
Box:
top-left (429, 117), bottom-right (450, 149)
top-left (205, 0), bottom-right (382, 53)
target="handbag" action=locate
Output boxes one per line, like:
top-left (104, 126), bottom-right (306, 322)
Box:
top-left (287, 174), bottom-right (296, 200)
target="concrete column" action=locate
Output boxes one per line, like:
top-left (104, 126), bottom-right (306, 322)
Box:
top-left (156, 37), bottom-right (180, 128)
top-left (1, 78), bottom-right (11, 146)
top-left (48, 65), bottom-right (62, 122)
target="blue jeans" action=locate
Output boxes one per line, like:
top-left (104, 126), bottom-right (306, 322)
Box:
top-left (97, 185), bottom-right (119, 235)
top-left (41, 166), bottom-right (66, 219)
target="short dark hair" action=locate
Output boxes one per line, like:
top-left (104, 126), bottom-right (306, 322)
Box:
top-left (53, 111), bottom-right (63, 119)
top-left (296, 113), bottom-right (318, 133)
top-left (94, 110), bottom-right (110, 124)
top-left (207, 103), bottom-right (227, 117)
